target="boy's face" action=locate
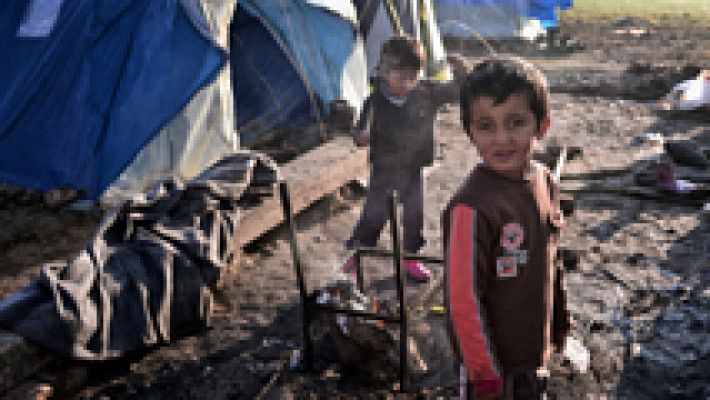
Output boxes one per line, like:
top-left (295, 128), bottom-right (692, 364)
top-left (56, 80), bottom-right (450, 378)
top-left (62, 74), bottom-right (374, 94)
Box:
top-left (467, 92), bottom-right (549, 179)
top-left (383, 68), bottom-right (420, 97)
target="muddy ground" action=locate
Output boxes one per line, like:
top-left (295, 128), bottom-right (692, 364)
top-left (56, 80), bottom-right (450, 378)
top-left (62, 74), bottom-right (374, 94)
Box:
top-left (1, 17), bottom-right (709, 399)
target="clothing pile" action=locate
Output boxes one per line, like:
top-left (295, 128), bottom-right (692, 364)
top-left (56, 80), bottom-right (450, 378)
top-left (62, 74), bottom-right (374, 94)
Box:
top-left (0, 152), bottom-right (277, 360)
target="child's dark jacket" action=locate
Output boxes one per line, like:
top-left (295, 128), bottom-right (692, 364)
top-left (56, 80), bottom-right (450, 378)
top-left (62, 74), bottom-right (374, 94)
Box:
top-left (442, 161), bottom-right (570, 395)
top-left (356, 78), bottom-right (460, 172)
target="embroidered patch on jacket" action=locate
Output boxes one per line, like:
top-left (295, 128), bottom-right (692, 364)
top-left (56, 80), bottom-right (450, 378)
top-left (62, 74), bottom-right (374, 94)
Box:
top-left (498, 222), bottom-right (527, 276)
top-left (496, 256), bottom-right (518, 278)
top-left (500, 223), bottom-right (524, 251)
top-left (516, 249), bottom-right (528, 265)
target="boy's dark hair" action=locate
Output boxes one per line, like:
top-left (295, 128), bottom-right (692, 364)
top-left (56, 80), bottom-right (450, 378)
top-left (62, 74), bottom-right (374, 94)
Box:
top-left (460, 56), bottom-right (550, 133)
top-left (378, 35), bottom-right (426, 73)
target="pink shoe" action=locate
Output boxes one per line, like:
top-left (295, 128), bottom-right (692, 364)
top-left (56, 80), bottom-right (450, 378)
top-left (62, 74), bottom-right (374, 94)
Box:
top-left (404, 260), bottom-right (430, 282)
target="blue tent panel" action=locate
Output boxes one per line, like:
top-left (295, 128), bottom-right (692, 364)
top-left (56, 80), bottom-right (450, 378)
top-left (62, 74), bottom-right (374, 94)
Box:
top-left (529, 0), bottom-right (573, 27)
top-left (435, 0), bottom-right (572, 33)
top-left (0, 0), bottom-right (224, 199)
top-left (232, 1), bottom-right (359, 145)
top-left (230, 9), bottom-right (314, 145)
top-left (436, 0), bottom-right (521, 5)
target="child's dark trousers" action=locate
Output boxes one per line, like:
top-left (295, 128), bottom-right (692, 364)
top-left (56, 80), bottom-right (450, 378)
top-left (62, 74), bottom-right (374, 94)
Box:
top-left (346, 168), bottom-right (424, 253)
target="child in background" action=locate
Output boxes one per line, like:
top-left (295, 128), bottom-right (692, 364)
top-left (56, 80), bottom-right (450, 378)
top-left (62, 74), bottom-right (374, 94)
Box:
top-left (344, 35), bottom-right (467, 282)
top-left (443, 57), bottom-right (570, 399)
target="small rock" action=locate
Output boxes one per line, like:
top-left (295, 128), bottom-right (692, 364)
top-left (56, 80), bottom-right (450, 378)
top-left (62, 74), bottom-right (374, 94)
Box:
top-left (43, 187), bottom-right (79, 209)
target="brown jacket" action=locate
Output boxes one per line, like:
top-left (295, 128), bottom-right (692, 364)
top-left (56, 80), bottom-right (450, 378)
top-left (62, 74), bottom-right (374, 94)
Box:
top-left (442, 161), bottom-right (570, 395)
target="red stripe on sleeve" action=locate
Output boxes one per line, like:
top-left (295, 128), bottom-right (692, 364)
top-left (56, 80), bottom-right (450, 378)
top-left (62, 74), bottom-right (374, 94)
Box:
top-left (448, 204), bottom-right (502, 395)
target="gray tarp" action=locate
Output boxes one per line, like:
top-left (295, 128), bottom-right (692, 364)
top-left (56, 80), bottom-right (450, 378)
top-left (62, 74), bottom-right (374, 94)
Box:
top-left (0, 152), bottom-right (278, 360)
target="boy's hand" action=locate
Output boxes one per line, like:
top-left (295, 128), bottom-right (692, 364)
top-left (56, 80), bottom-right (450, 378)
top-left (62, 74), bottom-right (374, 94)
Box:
top-left (353, 131), bottom-right (370, 147)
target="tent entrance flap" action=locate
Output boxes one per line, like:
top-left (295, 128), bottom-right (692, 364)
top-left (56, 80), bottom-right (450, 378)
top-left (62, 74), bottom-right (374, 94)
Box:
top-left (231, 1), bottom-right (367, 146)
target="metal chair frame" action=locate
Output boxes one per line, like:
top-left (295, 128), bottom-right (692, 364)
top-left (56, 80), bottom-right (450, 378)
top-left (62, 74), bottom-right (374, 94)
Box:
top-left (279, 180), bottom-right (442, 392)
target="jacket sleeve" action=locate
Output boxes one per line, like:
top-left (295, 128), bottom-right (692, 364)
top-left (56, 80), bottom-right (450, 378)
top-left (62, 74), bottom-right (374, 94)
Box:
top-left (427, 71), bottom-right (466, 108)
top-left (444, 203), bottom-right (503, 397)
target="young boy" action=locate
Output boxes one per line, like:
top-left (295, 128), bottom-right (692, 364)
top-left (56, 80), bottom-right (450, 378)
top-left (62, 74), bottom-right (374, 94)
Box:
top-left (344, 35), bottom-right (467, 282)
top-left (443, 57), bottom-right (570, 399)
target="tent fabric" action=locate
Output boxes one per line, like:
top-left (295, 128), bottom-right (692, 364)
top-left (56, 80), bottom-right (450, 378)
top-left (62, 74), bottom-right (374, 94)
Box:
top-left (435, 0), bottom-right (527, 38)
top-left (357, 0), bottom-right (397, 77)
top-left (103, 0), bottom-right (238, 206)
top-left (420, 0), bottom-right (450, 79)
top-left (231, 1), bottom-right (367, 145)
top-left (355, 0), bottom-right (450, 79)
top-left (101, 65), bottom-right (237, 207)
top-left (303, 0), bottom-right (358, 22)
top-left (434, 0), bottom-right (572, 38)
top-left (230, 9), bottom-right (314, 144)
top-left (0, 0), bottom-right (229, 201)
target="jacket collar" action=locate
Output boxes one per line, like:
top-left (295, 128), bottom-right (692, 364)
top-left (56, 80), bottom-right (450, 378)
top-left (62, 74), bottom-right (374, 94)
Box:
top-left (378, 79), bottom-right (407, 106)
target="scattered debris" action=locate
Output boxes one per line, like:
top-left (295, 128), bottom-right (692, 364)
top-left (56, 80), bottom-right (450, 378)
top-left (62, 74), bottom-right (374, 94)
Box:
top-left (612, 28), bottom-right (650, 37)
top-left (660, 70), bottom-right (710, 111)
top-left (308, 280), bottom-right (400, 381)
top-left (563, 336), bottom-right (590, 373)
top-left (631, 132), bottom-right (664, 147)
top-left (652, 162), bottom-right (698, 193)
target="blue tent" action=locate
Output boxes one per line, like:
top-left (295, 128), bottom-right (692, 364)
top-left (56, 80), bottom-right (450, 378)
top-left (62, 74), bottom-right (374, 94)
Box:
top-left (528, 0), bottom-right (573, 28)
top-left (230, 1), bottom-right (367, 145)
top-left (434, 0), bottom-right (573, 37)
top-left (0, 0), bottom-right (227, 200)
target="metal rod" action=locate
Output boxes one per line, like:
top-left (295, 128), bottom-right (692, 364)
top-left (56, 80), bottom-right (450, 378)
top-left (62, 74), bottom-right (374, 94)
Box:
top-left (355, 248), bottom-right (364, 294)
top-left (310, 305), bottom-right (402, 323)
top-left (552, 145), bottom-right (568, 182)
top-left (416, 274), bottom-right (444, 313)
top-left (278, 181), bottom-right (313, 370)
top-left (357, 247), bottom-right (443, 264)
top-left (389, 190), bottom-right (408, 392)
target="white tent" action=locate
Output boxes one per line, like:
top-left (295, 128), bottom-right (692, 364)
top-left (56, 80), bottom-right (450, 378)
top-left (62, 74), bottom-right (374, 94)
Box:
top-left (356, 0), bottom-right (451, 80)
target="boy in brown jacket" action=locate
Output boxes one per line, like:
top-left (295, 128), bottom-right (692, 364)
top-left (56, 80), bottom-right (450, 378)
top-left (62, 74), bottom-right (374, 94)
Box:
top-left (443, 57), bottom-right (570, 399)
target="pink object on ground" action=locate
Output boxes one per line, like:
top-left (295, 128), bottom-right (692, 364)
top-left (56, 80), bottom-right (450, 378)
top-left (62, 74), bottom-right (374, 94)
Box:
top-left (404, 259), bottom-right (431, 281)
top-left (342, 256), bottom-right (356, 274)
top-left (652, 162), bottom-right (696, 193)
top-left (343, 256), bottom-right (431, 281)
top-left (657, 179), bottom-right (697, 193)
